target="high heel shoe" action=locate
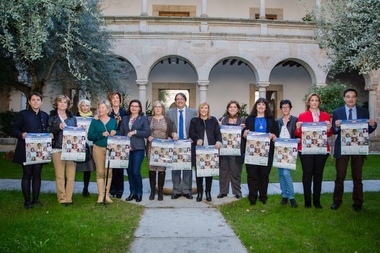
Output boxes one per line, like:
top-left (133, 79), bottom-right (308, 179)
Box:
top-left (135, 195), bottom-right (142, 202)
top-left (125, 194), bottom-right (135, 201)
top-left (205, 192), bottom-right (212, 202)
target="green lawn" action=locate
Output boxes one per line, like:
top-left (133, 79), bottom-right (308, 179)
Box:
top-left (1, 153), bottom-right (379, 253)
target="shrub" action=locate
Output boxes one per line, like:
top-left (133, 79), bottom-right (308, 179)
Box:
top-left (0, 110), bottom-right (18, 137)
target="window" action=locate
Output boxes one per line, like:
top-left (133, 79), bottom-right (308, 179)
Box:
top-left (255, 14), bottom-right (277, 20)
top-left (159, 11), bottom-right (190, 17)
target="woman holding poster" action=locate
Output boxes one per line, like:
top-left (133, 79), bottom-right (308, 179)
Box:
top-left (12, 92), bottom-right (49, 209)
top-left (294, 93), bottom-right (332, 209)
top-left (146, 100), bottom-right (175, 201)
top-left (275, 99), bottom-right (298, 208)
top-left (189, 102), bottom-right (222, 202)
top-left (217, 100), bottom-right (245, 199)
top-left (242, 98), bottom-right (278, 206)
top-left (48, 95), bottom-right (77, 205)
top-left (120, 99), bottom-right (150, 202)
top-left (88, 100), bottom-right (117, 204)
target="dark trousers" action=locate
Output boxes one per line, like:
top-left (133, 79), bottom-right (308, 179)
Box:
top-left (333, 155), bottom-right (365, 206)
top-left (246, 164), bottom-right (271, 204)
top-left (110, 169), bottom-right (124, 196)
top-left (22, 164), bottom-right (43, 203)
top-left (299, 153), bottom-right (328, 205)
top-left (196, 176), bottom-right (212, 192)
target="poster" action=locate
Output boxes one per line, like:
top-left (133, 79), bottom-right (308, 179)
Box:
top-left (273, 138), bottom-right (298, 170)
top-left (76, 116), bottom-right (93, 145)
top-left (340, 119), bottom-right (369, 155)
top-left (149, 139), bottom-right (174, 167)
top-left (171, 140), bottom-right (192, 170)
top-left (196, 146), bottom-right (219, 177)
top-left (220, 125), bottom-right (242, 156)
top-left (244, 132), bottom-right (270, 166)
top-left (24, 133), bottom-right (52, 165)
top-left (301, 122), bottom-right (328, 154)
top-left (61, 126), bottom-right (86, 161)
top-left (106, 136), bottom-right (131, 168)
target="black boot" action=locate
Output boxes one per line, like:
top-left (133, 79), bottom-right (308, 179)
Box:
top-left (149, 171), bottom-right (156, 200)
top-left (205, 192), bottom-right (212, 202)
top-left (280, 197), bottom-right (288, 205)
top-left (157, 171), bottom-right (165, 201)
top-left (82, 188), bottom-right (90, 197)
top-left (196, 191), bottom-right (203, 202)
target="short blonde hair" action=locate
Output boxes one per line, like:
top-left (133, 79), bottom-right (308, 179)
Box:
top-left (52, 95), bottom-right (71, 109)
top-left (197, 102), bottom-right (210, 119)
top-left (151, 100), bottom-right (166, 116)
top-left (305, 93), bottom-right (322, 110)
top-left (97, 100), bottom-right (112, 115)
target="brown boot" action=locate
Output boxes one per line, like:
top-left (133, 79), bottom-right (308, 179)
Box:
top-left (96, 179), bottom-right (105, 203)
top-left (149, 171), bottom-right (156, 200)
top-left (157, 171), bottom-right (165, 201)
top-left (105, 177), bottom-right (113, 203)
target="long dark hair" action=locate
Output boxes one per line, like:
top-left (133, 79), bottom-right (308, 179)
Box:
top-left (127, 99), bottom-right (144, 116)
top-left (250, 97), bottom-right (273, 118)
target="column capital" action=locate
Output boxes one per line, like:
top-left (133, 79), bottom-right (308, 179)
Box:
top-left (197, 80), bottom-right (210, 87)
top-left (136, 80), bottom-right (149, 87)
top-left (256, 81), bottom-right (270, 88)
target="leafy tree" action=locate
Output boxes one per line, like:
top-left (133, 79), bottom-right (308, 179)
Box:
top-left (311, 0), bottom-right (380, 76)
top-left (0, 0), bottom-right (129, 100)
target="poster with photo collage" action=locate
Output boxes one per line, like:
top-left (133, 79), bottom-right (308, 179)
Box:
top-left (273, 138), bottom-right (298, 170)
top-left (76, 116), bottom-right (93, 145)
top-left (24, 133), bottom-right (52, 165)
top-left (196, 146), bottom-right (219, 177)
top-left (171, 140), bottom-right (192, 170)
top-left (106, 136), bottom-right (131, 168)
top-left (301, 122), bottom-right (328, 154)
top-left (149, 139), bottom-right (174, 167)
top-left (61, 126), bottom-right (86, 161)
top-left (220, 125), bottom-right (242, 156)
top-left (340, 119), bottom-right (369, 155)
top-left (244, 132), bottom-right (270, 166)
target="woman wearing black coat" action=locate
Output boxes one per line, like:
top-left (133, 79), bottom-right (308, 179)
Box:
top-left (242, 98), bottom-right (279, 206)
top-left (11, 92), bottom-right (49, 209)
top-left (189, 102), bottom-right (222, 202)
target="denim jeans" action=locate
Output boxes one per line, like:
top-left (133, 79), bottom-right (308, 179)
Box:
top-left (278, 168), bottom-right (295, 199)
top-left (127, 150), bottom-right (145, 196)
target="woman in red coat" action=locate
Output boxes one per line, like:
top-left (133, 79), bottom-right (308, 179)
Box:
top-left (295, 93), bottom-right (332, 209)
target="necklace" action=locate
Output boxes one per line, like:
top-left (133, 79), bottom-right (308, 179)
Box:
top-left (257, 117), bottom-right (265, 130)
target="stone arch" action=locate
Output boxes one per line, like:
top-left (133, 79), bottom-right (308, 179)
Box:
top-left (198, 51), bottom-right (265, 83)
top-left (267, 52), bottom-right (326, 86)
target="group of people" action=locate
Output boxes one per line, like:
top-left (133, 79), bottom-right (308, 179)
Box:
top-left (12, 89), bottom-right (377, 212)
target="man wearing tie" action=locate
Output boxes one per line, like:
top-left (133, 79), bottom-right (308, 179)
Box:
top-left (330, 88), bottom-right (377, 212)
top-left (166, 93), bottom-right (197, 199)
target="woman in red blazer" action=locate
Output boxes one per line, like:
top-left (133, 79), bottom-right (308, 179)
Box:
top-left (294, 93), bottom-right (332, 209)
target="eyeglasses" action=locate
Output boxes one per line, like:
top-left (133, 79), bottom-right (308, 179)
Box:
top-left (345, 96), bottom-right (357, 99)
top-left (281, 106), bottom-right (290, 109)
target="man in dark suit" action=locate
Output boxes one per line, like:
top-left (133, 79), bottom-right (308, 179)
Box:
top-left (166, 93), bottom-right (197, 199)
top-left (330, 88), bottom-right (377, 212)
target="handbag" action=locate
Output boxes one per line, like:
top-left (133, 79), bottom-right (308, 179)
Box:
top-left (76, 143), bottom-right (93, 163)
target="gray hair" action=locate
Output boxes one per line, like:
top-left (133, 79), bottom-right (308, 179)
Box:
top-left (77, 99), bottom-right (91, 110)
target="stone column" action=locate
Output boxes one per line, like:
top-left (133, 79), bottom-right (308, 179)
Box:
top-left (259, 0), bottom-right (266, 19)
top-left (197, 80), bottom-right (210, 104)
top-left (315, 0), bottom-right (322, 20)
top-left (257, 82), bottom-right (269, 99)
top-left (141, 0), bottom-right (148, 16)
top-left (136, 80), bottom-right (149, 112)
top-left (368, 86), bottom-right (378, 122)
top-left (201, 0), bottom-right (208, 17)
